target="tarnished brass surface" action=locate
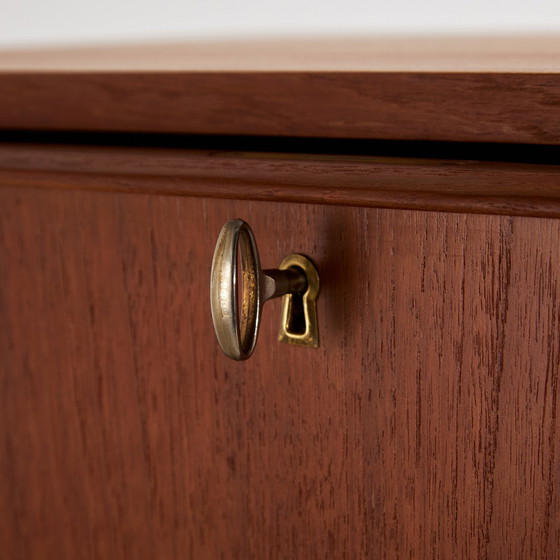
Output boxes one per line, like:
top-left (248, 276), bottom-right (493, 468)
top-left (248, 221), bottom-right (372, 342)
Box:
top-left (210, 219), bottom-right (315, 361)
top-left (278, 254), bottom-right (320, 348)
top-left (210, 219), bottom-right (261, 360)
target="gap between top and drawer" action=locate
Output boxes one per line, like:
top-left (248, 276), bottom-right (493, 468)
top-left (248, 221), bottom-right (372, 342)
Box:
top-left (1, 131), bottom-right (560, 219)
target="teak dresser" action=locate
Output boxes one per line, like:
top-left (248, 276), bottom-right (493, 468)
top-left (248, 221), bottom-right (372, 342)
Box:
top-left (1, 37), bottom-right (560, 558)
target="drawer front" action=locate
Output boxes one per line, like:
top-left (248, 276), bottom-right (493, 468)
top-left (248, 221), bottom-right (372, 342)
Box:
top-left (1, 186), bottom-right (559, 558)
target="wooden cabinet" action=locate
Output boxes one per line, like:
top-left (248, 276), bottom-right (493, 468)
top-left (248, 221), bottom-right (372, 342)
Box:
top-left (1, 37), bottom-right (559, 558)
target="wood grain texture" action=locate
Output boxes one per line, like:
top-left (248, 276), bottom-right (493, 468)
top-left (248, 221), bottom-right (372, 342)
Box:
top-left (2, 143), bottom-right (560, 218)
top-left (0, 71), bottom-right (559, 144)
top-left (1, 186), bottom-right (559, 558)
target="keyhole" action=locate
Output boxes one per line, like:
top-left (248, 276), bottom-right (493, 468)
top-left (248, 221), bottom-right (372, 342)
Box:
top-left (285, 267), bottom-right (307, 335)
top-left (277, 254), bottom-right (319, 348)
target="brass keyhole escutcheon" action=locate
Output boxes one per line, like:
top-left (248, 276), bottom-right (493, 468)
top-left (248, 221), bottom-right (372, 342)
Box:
top-left (210, 219), bottom-right (320, 360)
top-left (278, 253), bottom-right (319, 348)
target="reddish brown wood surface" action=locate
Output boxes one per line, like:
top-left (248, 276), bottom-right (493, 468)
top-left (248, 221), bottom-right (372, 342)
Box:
top-left (1, 71), bottom-right (559, 144)
top-left (1, 186), bottom-right (559, 558)
top-left (2, 143), bottom-right (560, 218)
top-left (1, 37), bottom-right (559, 143)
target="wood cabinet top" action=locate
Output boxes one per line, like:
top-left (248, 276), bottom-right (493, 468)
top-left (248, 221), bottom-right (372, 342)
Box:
top-left (1, 36), bottom-right (560, 143)
top-left (1, 36), bottom-right (560, 72)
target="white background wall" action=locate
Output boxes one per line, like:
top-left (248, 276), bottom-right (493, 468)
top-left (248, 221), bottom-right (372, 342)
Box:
top-left (2, 0), bottom-right (560, 48)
